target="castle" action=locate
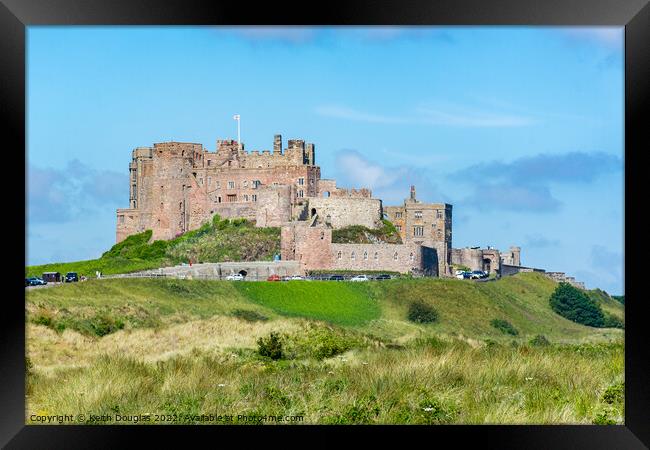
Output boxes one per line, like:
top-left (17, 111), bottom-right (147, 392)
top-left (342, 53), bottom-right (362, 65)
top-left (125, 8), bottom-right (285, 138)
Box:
top-left (116, 134), bottom-right (522, 277)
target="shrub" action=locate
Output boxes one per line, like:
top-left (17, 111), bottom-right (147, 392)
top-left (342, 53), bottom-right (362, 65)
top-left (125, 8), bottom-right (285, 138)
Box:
top-left (490, 319), bottom-right (518, 336)
top-left (549, 282), bottom-right (605, 327)
top-left (257, 332), bottom-right (283, 360)
top-left (232, 309), bottom-right (268, 322)
top-left (529, 334), bottom-right (550, 347)
top-left (602, 382), bottom-right (624, 404)
top-left (602, 314), bottom-right (624, 329)
top-left (407, 301), bottom-right (438, 324)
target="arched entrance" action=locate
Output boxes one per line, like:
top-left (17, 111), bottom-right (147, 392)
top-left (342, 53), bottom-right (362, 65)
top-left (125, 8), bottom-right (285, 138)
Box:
top-left (238, 270), bottom-right (248, 277)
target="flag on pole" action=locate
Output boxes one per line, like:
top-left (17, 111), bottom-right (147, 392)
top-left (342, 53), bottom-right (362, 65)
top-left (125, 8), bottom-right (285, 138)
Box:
top-left (233, 114), bottom-right (240, 120)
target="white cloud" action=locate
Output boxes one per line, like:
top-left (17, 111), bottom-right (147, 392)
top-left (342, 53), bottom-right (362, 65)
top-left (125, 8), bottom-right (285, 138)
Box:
top-left (316, 103), bottom-right (536, 128)
top-left (561, 28), bottom-right (623, 49)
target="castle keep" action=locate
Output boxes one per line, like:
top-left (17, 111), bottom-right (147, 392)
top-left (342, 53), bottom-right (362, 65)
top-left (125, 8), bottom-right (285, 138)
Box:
top-left (117, 134), bottom-right (522, 277)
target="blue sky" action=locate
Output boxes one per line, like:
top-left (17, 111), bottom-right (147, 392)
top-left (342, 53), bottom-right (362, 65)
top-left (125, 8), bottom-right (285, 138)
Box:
top-left (26, 26), bottom-right (624, 294)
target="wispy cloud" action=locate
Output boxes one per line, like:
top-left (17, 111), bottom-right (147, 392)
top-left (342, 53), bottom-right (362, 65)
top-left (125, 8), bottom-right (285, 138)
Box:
top-left (525, 234), bottom-right (561, 248)
top-left (316, 103), bottom-right (537, 128)
top-left (561, 27), bottom-right (623, 50)
top-left (454, 152), bottom-right (622, 186)
top-left (451, 152), bottom-right (621, 213)
top-left (27, 160), bottom-right (128, 224)
top-left (334, 149), bottom-right (446, 205)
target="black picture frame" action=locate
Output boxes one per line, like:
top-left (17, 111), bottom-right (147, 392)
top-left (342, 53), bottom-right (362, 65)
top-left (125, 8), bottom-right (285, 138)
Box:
top-left (3, 0), bottom-right (648, 447)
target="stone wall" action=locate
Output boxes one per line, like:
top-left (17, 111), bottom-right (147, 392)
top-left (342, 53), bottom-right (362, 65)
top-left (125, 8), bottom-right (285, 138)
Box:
top-left (307, 197), bottom-right (382, 229)
top-left (255, 185), bottom-right (293, 227)
top-left (329, 243), bottom-right (425, 274)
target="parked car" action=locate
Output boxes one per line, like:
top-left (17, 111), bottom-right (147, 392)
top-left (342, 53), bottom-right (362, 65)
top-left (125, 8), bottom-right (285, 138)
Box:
top-left (226, 273), bottom-right (244, 281)
top-left (470, 270), bottom-right (488, 279)
top-left (65, 272), bottom-right (79, 282)
top-left (289, 275), bottom-right (304, 280)
top-left (375, 274), bottom-right (392, 280)
top-left (26, 277), bottom-right (47, 286)
top-left (329, 275), bottom-right (344, 281)
top-left (350, 275), bottom-right (369, 282)
top-left (267, 274), bottom-right (281, 281)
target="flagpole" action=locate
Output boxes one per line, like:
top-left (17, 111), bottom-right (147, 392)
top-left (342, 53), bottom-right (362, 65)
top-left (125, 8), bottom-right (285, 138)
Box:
top-left (233, 114), bottom-right (241, 151)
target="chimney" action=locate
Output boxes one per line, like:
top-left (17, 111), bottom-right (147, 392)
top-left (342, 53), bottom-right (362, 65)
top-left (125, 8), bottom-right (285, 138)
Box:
top-left (410, 185), bottom-right (416, 201)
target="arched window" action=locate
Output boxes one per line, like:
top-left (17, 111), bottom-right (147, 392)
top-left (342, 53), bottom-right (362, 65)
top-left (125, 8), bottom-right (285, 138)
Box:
top-left (337, 251), bottom-right (342, 260)
top-left (363, 251), bottom-right (368, 260)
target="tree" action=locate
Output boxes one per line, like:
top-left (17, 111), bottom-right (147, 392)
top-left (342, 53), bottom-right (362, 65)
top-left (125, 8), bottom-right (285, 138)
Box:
top-left (549, 282), bottom-right (605, 327)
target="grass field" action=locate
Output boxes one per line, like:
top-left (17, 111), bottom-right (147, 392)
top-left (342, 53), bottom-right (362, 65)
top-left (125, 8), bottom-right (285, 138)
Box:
top-left (25, 273), bottom-right (624, 425)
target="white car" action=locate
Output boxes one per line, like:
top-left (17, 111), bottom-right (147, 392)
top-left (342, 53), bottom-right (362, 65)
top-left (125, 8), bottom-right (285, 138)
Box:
top-left (350, 275), bottom-right (369, 282)
top-left (225, 273), bottom-right (244, 281)
top-left (290, 275), bottom-right (304, 280)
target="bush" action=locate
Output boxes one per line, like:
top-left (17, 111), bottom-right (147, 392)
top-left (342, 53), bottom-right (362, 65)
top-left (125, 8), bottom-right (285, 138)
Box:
top-left (232, 309), bottom-right (268, 322)
top-left (529, 334), bottom-right (550, 347)
top-left (602, 382), bottom-right (624, 404)
top-left (257, 332), bottom-right (283, 360)
top-left (549, 282), bottom-right (606, 327)
top-left (490, 319), bottom-right (519, 336)
top-left (407, 301), bottom-right (438, 324)
top-left (602, 314), bottom-right (624, 329)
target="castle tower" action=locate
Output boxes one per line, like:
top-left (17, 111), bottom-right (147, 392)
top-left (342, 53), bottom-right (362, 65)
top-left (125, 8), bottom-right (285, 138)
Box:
top-left (273, 134), bottom-right (282, 154)
top-left (409, 185), bottom-right (417, 202)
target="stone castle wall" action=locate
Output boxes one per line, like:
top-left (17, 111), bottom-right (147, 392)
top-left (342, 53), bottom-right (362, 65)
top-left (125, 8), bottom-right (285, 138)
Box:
top-left (307, 197), bottom-right (382, 229)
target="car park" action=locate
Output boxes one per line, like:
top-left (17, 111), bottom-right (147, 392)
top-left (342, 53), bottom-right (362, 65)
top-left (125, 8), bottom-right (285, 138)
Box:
top-left (350, 275), bottom-right (369, 282)
top-left (225, 273), bottom-right (244, 281)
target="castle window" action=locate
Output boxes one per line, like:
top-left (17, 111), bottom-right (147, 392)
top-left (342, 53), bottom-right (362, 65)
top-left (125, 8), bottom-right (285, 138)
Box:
top-left (218, 196), bottom-right (222, 203)
top-left (227, 194), bottom-right (237, 202)
top-left (394, 252), bottom-right (399, 261)
top-left (207, 160), bottom-right (211, 166)
top-left (228, 181), bottom-right (235, 189)
top-left (310, 178), bottom-right (314, 185)
top-left (326, 214), bottom-right (331, 223)
top-left (298, 177), bottom-right (304, 185)
top-left (351, 252), bottom-right (356, 260)
top-left (179, 202), bottom-right (183, 210)
top-left (396, 225), bottom-right (402, 232)
top-left (395, 212), bottom-right (402, 219)
top-left (118, 215), bottom-right (124, 224)
top-left (243, 180), bottom-right (248, 188)
top-left (199, 178), bottom-right (203, 185)
top-left (410, 253), bottom-right (414, 262)
top-left (414, 226), bottom-right (424, 237)
top-left (374, 252), bottom-right (378, 260)
top-left (244, 194), bottom-right (249, 201)
top-left (320, 232), bottom-right (324, 240)
top-left (160, 202), bottom-right (164, 210)
top-left (414, 211), bottom-right (423, 219)
top-left (252, 194), bottom-right (257, 202)
top-left (216, 181), bottom-right (220, 189)
top-left (337, 251), bottom-right (342, 260)
top-left (436, 210), bottom-right (443, 219)
top-left (363, 251), bottom-right (368, 260)
top-left (298, 190), bottom-right (304, 198)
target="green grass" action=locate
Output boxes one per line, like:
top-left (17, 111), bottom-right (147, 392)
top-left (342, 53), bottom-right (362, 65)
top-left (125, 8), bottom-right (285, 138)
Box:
top-left (332, 220), bottom-right (402, 244)
top-left (26, 216), bottom-right (280, 278)
top-left (25, 272), bottom-right (624, 424)
top-left (234, 281), bottom-right (381, 327)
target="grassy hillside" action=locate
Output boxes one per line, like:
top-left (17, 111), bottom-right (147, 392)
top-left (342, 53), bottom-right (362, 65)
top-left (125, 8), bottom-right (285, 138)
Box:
top-left (25, 273), bottom-right (624, 424)
top-left (26, 215), bottom-right (280, 278)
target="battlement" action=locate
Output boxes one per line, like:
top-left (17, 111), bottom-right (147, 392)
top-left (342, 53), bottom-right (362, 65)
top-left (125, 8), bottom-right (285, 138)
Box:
top-left (330, 187), bottom-right (372, 198)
